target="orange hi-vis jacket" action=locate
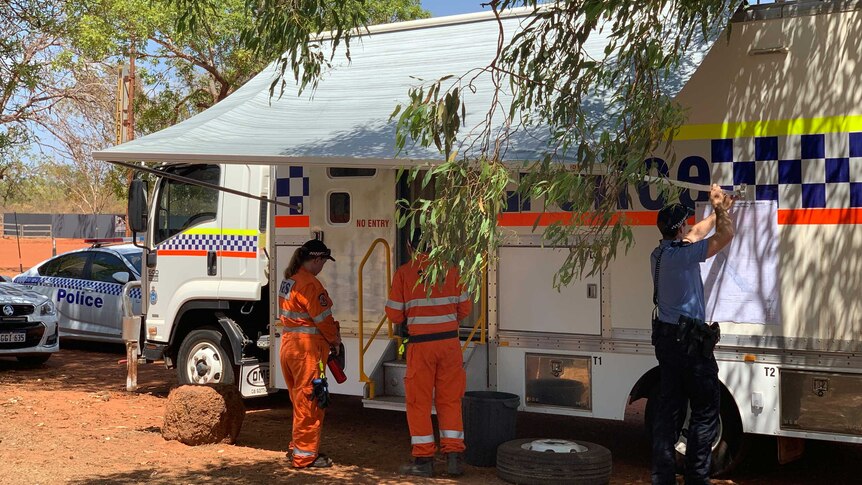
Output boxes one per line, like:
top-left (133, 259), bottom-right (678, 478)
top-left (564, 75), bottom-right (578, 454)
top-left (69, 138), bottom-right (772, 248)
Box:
top-left (277, 266), bottom-right (339, 468)
top-left (385, 256), bottom-right (472, 336)
top-left (278, 267), bottom-right (339, 344)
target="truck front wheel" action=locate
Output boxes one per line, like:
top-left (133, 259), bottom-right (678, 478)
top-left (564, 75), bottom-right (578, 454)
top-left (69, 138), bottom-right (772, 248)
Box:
top-left (177, 328), bottom-right (236, 386)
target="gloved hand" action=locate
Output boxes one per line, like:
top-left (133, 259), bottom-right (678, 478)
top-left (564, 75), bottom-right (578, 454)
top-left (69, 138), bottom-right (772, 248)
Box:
top-left (311, 377), bottom-right (330, 409)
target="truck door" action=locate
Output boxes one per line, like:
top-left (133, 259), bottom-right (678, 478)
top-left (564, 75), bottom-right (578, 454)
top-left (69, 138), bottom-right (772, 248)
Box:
top-left (275, 165), bottom-right (396, 330)
top-left (148, 164), bottom-right (222, 342)
top-left (311, 167), bottom-right (396, 329)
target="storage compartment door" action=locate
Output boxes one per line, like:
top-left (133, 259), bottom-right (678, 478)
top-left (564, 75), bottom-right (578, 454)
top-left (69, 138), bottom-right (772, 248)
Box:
top-left (497, 246), bottom-right (601, 335)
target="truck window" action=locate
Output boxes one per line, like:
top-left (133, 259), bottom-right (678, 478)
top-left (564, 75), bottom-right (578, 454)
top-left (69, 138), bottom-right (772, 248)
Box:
top-left (327, 168), bottom-right (376, 178)
top-left (328, 192), bottom-right (351, 224)
top-left (154, 165), bottom-right (220, 245)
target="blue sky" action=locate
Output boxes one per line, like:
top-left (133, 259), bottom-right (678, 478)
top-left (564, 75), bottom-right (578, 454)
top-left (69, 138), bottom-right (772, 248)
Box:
top-left (421, 1), bottom-right (487, 17)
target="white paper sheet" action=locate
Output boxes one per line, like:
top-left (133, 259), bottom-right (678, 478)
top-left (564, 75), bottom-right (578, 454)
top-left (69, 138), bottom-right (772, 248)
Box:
top-left (697, 200), bottom-right (779, 325)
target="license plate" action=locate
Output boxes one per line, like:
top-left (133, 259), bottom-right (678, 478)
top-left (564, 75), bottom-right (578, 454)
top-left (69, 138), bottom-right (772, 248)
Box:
top-left (0, 332), bottom-right (25, 343)
top-left (239, 363), bottom-right (273, 397)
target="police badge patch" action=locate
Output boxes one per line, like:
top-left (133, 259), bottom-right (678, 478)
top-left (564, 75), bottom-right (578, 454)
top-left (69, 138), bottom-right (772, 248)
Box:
top-left (318, 293), bottom-right (328, 307)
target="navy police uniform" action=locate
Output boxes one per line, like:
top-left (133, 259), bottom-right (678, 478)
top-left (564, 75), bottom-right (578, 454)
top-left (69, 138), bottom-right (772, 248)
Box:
top-left (650, 208), bottom-right (720, 485)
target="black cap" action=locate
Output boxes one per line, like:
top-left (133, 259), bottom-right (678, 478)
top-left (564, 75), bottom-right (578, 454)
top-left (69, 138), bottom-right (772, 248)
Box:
top-left (657, 204), bottom-right (695, 234)
top-left (302, 239), bottom-right (335, 261)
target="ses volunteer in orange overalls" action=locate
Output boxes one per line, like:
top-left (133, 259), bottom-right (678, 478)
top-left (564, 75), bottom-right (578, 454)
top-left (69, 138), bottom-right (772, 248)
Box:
top-left (385, 231), bottom-right (472, 478)
top-left (278, 239), bottom-right (342, 469)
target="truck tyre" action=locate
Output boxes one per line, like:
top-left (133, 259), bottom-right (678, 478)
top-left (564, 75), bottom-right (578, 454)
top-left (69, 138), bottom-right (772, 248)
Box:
top-left (644, 386), bottom-right (746, 477)
top-left (496, 438), bottom-right (612, 485)
top-left (177, 328), bottom-right (236, 386)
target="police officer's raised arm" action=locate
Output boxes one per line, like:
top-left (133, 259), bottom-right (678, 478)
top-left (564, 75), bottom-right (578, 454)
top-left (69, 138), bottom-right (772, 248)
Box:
top-left (705, 184), bottom-right (735, 258)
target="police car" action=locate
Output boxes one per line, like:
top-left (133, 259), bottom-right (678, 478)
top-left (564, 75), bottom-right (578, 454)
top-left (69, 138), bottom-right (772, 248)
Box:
top-left (0, 281), bottom-right (59, 364)
top-left (14, 242), bottom-right (142, 343)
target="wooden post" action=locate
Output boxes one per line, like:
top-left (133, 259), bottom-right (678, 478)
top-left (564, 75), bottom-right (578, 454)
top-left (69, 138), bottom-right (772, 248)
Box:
top-left (126, 341), bottom-right (138, 392)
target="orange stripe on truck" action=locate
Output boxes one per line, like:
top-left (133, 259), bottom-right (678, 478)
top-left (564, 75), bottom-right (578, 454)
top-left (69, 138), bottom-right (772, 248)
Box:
top-left (497, 211), bottom-right (674, 227)
top-left (777, 208), bottom-right (862, 224)
top-left (158, 249), bottom-right (208, 257)
top-left (500, 209), bottom-right (862, 227)
top-left (159, 249), bottom-right (256, 258)
top-left (217, 251), bottom-right (257, 258)
top-left (275, 215), bottom-right (310, 228)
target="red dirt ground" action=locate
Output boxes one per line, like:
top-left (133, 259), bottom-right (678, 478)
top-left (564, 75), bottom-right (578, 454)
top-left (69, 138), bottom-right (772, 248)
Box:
top-left (0, 237), bottom-right (91, 276)
top-left (4, 344), bottom-right (862, 484)
top-left (2, 240), bottom-right (862, 483)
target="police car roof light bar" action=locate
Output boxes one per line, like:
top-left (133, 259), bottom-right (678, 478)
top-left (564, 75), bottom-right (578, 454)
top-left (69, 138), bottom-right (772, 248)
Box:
top-left (84, 237), bottom-right (131, 247)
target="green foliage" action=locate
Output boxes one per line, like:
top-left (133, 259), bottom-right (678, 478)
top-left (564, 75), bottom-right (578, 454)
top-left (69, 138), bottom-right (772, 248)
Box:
top-left (171, 0), bottom-right (428, 97)
top-left (387, 0), bottom-right (737, 293)
top-left (396, 157), bottom-right (510, 292)
top-left (164, 0), bottom-right (737, 297)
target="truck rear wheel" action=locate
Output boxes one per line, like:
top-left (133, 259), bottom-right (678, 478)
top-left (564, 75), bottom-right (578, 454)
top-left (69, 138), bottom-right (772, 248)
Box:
top-left (177, 328), bottom-right (236, 386)
top-left (644, 386), bottom-right (746, 477)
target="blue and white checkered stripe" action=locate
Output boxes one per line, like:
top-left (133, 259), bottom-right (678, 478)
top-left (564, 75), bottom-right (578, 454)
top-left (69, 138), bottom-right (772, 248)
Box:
top-left (14, 276), bottom-right (142, 299)
top-left (159, 234), bottom-right (258, 253)
top-left (275, 165), bottom-right (309, 216)
top-left (709, 132), bottom-right (862, 209)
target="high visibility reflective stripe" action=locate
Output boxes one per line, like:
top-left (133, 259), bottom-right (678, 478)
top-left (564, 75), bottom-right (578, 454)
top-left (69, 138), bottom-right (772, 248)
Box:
top-left (294, 447), bottom-right (316, 456)
top-left (458, 292), bottom-right (470, 302)
top-left (386, 299), bottom-right (405, 310)
top-left (312, 308), bottom-right (332, 323)
top-left (280, 309), bottom-right (311, 320)
top-left (411, 435), bottom-right (435, 445)
top-left (404, 296), bottom-right (460, 309)
top-left (283, 326), bottom-right (320, 335)
top-left (407, 314), bottom-right (457, 325)
top-left (440, 430), bottom-right (464, 440)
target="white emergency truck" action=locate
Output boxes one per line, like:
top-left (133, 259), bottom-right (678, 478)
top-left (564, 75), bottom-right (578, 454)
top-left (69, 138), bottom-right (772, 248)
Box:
top-left (94, 2), bottom-right (862, 475)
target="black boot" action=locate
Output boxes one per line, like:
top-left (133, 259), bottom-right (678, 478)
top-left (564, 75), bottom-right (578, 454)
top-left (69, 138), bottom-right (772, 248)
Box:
top-left (446, 452), bottom-right (464, 476)
top-left (399, 456), bottom-right (434, 477)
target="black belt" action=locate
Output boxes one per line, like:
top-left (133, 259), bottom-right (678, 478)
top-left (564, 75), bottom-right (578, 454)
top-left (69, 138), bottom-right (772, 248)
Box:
top-left (652, 320), bottom-right (679, 338)
top-left (407, 330), bottom-right (459, 344)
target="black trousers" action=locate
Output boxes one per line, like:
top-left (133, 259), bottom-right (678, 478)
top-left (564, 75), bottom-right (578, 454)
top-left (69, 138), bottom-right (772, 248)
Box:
top-left (651, 325), bottom-right (720, 485)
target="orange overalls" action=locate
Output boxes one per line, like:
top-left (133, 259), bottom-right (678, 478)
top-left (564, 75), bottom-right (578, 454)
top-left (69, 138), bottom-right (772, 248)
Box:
top-left (278, 267), bottom-right (340, 468)
top-left (385, 256), bottom-right (472, 458)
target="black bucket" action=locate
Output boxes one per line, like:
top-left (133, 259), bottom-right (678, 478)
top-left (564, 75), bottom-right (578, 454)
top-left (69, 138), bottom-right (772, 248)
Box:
top-left (462, 391), bottom-right (520, 467)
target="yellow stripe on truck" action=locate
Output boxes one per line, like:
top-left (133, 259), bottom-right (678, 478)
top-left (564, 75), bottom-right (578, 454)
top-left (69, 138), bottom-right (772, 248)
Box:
top-left (674, 114), bottom-right (862, 141)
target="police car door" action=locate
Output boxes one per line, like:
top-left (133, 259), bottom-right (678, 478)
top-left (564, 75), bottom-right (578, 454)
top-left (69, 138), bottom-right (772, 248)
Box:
top-left (27, 252), bottom-right (89, 338)
top-left (84, 250), bottom-right (135, 340)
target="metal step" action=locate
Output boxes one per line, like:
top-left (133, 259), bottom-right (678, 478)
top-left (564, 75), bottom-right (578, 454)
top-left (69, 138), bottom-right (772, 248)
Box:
top-left (382, 359), bottom-right (407, 397)
top-left (362, 394), bottom-right (438, 414)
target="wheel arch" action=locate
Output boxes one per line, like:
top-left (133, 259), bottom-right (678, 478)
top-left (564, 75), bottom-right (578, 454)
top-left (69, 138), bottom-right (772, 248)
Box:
top-left (629, 366), bottom-right (661, 404)
top-left (167, 300), bottom-right (245, 367)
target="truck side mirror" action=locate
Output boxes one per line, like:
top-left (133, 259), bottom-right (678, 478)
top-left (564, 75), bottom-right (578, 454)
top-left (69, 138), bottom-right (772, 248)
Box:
top-left (129, 179), bottom-right (148, 233)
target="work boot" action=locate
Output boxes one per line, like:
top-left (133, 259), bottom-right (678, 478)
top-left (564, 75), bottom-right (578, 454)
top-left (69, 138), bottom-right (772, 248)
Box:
top-left (399, 456), bottom-right (434, 477)
top-left (446, 452), bottom-right (464, 476)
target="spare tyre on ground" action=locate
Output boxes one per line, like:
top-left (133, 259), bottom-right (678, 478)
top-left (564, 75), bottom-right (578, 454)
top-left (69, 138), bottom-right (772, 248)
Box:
top-left (496, 438), bottom-right (612, 485)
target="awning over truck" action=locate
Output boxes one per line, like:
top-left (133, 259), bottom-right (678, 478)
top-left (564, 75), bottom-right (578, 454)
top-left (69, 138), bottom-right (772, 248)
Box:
top-left (93, 9), bottom-right (714, 168)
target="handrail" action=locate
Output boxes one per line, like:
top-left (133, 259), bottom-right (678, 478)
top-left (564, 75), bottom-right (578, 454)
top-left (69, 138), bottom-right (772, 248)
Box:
top-left (461, 266), bottom-right (488, 352)
top-left (357, 238), bottom-right (392, 399)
